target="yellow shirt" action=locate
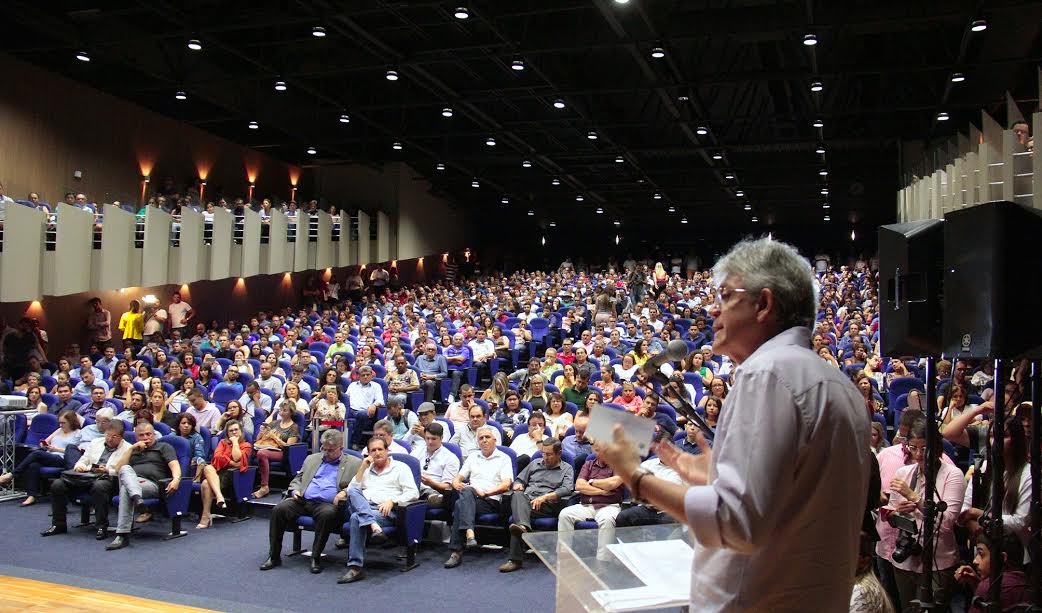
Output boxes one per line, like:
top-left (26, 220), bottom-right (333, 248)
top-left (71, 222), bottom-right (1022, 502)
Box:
top-left (629, 352), bottom-right (649, 367)
top-left (119, 311), bottom-right (144, 340)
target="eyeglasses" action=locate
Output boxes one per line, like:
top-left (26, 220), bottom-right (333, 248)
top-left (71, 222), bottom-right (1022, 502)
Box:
top-left (713, 287), bottom-right (748, 309)
top-left (905, 444), bottom-right (926, 454)
top-left (423, 457), bottom-right (432, 470)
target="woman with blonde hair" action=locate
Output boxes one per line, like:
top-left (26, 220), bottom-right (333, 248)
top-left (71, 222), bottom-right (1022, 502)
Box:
top-left (523, 375), bottom-right (549, 413)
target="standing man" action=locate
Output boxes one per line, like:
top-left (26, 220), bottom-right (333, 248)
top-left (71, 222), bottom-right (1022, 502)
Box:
top-left (86, 298), bottom-right (112, 349)
top-left (167, 292), bottom-right (194, 339)
top-left (601, 237), bottom-right (870, 611)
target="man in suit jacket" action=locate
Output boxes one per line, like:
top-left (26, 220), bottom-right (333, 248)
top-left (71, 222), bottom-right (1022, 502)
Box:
top-left (261, 429), bottom-right (362, 574)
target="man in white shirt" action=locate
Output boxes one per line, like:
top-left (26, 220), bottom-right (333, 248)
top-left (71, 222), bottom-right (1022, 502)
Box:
top-left (338, 437), bottom-right (419, 584)
top-left (361, 419), bottom-right (409, 456)
top-left (184, 389), bottom-right (222, 431)
top-left (403, 403), bottom-right (447, 452)
top-left (466, 327), bottom-right (495, 386)
top-left (239, 381), bottom-right (273, 418)
top-left (142, 305), bottom-right (167, 342)
top-left (167, 292), bottom-right (194, 338)
top-left (410, 421), bottom-right (459, 507)
top-left (346, 365), bottom-right (385, 448)
top-left (255, 361), bottom-right (284, 397)
top-left (443, 425), bottom-right (513, 569)
top-left (450, 404), bottom-right (502, 458)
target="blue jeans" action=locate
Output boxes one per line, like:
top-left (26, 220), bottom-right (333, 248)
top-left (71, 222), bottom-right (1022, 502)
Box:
top-left (345, 486), bottom-right (396, 568)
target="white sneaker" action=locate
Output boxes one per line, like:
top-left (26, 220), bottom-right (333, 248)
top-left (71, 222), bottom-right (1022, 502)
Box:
top-left (447, 394), bottom-right (455, 404)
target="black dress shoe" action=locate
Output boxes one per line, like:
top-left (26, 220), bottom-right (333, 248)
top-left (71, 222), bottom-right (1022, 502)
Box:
top-left (337, 566), bottom-right (365, 584)
top-left (443, 551), bottom-right (463, 568)
top-left (310, 558), bottom-right (322, 574)
top-left (95, 527), bottom-right (108, 540)
top-left (105, 534), bottom-right (130, 551)
top-left (40, 525), bottom-right (67, 537)
top-left (368, 530), bottom-right (389, 547)
top-left (259, 557), bottom-right (281, 571)
top-left (335, 537), bottom-right (347, 549)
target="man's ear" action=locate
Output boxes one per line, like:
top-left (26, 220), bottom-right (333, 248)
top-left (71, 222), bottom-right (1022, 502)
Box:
top-left (754, 288), bottom-right (775, 324)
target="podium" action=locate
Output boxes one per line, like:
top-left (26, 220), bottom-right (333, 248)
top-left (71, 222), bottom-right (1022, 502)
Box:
top-left (523, 523), bottom-right (693, 612)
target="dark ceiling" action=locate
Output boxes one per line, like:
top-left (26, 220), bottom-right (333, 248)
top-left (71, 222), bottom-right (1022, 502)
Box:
top-left (3, 0), bottom-right (1041, 240)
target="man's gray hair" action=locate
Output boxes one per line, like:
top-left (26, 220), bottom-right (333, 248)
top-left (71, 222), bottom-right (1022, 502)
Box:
top-left (712, 237), bottom-right (816, 330)
top-left (356, 365), bottom-right (373, 376)
top-left (387, 393), bottom-right (406, 408)
top-left (373, 419), bottom-right (394, 435)
top-left (475, 425), bottom-right (496, 439)
top-left (320, 429), bottom-right (344, 447)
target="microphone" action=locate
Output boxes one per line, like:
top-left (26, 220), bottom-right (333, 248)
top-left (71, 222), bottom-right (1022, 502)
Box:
top-left (639, 339), bottom-right (689, 378)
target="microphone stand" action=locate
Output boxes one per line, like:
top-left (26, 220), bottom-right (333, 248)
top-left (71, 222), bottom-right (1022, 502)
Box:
top-left (637, 371), bottom-right (715, 441)
top-left (914, 357), bottom-right (942, 610)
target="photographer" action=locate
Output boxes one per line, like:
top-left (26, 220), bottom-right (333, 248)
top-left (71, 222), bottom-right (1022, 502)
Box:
top-left (884, 419), bottom-right (966, 612)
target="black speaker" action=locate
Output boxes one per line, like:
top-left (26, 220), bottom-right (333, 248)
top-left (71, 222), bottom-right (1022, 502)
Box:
top-left (943, 201), bottom-right (1042, 359)
top-left (878, 219), bottom-right (944, 357)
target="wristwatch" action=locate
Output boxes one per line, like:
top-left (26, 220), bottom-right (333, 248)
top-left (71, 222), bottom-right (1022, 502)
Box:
top-left (631, 468), bottom-right (652, 504)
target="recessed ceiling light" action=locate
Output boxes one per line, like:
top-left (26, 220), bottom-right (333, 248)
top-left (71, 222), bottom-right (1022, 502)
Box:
top-left (735, 190), bottom-right (745, 197)
top-left (636, 179), bottom-right (645, 183)
top-left (587, 131), bottom-right (598, 140)
top-left (501, 196), bottom-right (509, 204)
top-left (312, 26), bottom-right (327, 37)
top-left (436, 162), bottom-right (446, 171)
top-left (821, 188), bottom-right (829, 195)
top-left (442, 107), bottom-right (453, 118)
top-left (306, 146), bottom-right (317, 155)
top-left (274, 80), bottom-right (287, 91)
top-left (712, 152), bottom-right (724, 161)
top-left (812, 118), bottom-right (824, 128)
top-left (596, 207), bottom-right (603, 214)
top-left (752, 216), bottom-right (759, 222)
top-left (174, 90), bottom-right (187, 100)
top-left (541, 236), bottom-right (546, 246)
top-left (744, 204), bottom-right (752, 210)
top-left (615, 156), bottom-right (624, 164)
top-left (75, 50), bottom-right (91, 62)
top-left (522, 160), bottom-right (532, 168)
top-left (511, 57), bottom-right (525, 71)
top-left (385, 69), bottom-right (399, 81)
top-left (392, 141), bottom-right (403, 150)
top-left (613, 220), bottom-right (621, 226)
top-left (653, 192), bottom-right (662, 200)
top-left (485, 136), bottom-right (496, 146)
top-left (970, 19), bottom-right (987, 32)
top-left (549, 221), bottom-right (556, 227)
top-left (680, 217), bottom-right (689, 224)
top-left (815, 144), bottom-right (826, 154)
top-left (471, 179), bottom-right (480, 188)
top-left (339, 113), bottom-right (350, 124)
top-left (937, 112), bottom-right (950, 121)
top-left (651, 46), bottom-right (666, 59)
top-left (667, 206), bottom-right (676, 213)
top-left (823, 215), bottom-right (831, 221)
top-left (614, 0), bottom-right (630, 5)
top-left (724, 172), bottom-right (735, 180)
top-left (678, 95), bottom-right (690, 102)
top-left (527, 210), bottom-right (535, 216)
top-left (823, 203), bottom-right (830, 208)
top-left (454, 6), bottom-right (470, 19)
top-left (950, 72), bottom-right (966, 83)
top-left (248, 120), bottom-right (259, 130)
top-left (696, 126), bottom-right (708, 135)
top-left (575, 195), bottom-right (584, 202)
top-left (187, 39), bottom-right (202, 51)
top-left (553, 98), bottom-right (566, 109)
top-left (803, 33), bottom-right (818, 46)
top-left (551, 177), bottom-right (561, 186)
top-left (819, 168), bottom-right (829, 176)
top-left (810, 81), bottom-right (823, 92)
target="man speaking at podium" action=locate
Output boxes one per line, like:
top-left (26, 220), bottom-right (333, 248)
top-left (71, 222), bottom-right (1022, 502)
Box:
top-left (602, 238), bottom-right (871, 612)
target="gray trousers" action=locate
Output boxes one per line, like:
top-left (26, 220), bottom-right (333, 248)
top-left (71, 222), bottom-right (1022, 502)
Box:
top-left (115, 465), bottom-right (159, 534)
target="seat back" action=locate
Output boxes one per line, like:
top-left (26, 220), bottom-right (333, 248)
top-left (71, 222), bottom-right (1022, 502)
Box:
top-left (442, 442), bottom-right (463, 463)
top-left (158, 434), bottom-right (191, 474)
top-left (24, 413), bottom-right (58, 447)
top-left (497, 445), bottom-right (518, 477)
top-left (390, 453), bottom-right (422, 489)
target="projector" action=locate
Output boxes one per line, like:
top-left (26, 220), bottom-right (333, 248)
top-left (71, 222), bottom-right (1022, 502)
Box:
top-left (0, 395), bottom-right (29, 411)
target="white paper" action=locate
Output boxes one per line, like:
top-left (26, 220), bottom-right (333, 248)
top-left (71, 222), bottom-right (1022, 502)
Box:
top-left (586, 403), bottom-right (656, 455)
top-left (590, 540), bottom-right (693, 612)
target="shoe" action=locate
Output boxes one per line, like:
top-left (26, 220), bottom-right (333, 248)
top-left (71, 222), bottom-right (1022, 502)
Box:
top-left (20, 496), bottom-right (35, 507)
top-left (0, 472), bottom-right (12, 486)
top-left (40, 525), bottom-right (67, 537)
top-left (310, 558), bottom-right (322, 574)
top-left (443, 551), bottom-right (462, 568)
top-left (427, 493), bottom-right (444, 507)
top-left (335, 537), bottom-right (348, 549)
top-left (259, 557), bottom-right (281, 571)
top-left (498, 560), bottom-right (523, 573)
top-left (105, 534), bottom-right (130, 551)
top-left (509, 523), bottom-right (529, 536)
top-left (195, 516), bottom-right (213, 530)
top-left (368, 529), bottom-right (389, 547)
top-left (465, 536), bottom-right (479, 550)
top-left (95, 527), bottom-right (108, 540)
top-left (215, 499), bottom-right (228, 510)
top-left (337, 566), bottom-right (366, 584)
top-left (135, 512), bottom-right (152, 523)
top-left (252, 486), bottom-right (270, 499)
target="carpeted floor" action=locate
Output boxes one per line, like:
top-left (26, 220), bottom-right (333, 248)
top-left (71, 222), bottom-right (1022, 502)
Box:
top-left (0, 500), bottom-right (556, 612)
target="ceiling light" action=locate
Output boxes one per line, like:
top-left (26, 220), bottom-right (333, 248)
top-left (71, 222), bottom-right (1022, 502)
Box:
top-left (553, 98), bottom-right (566, 109)
top-left (724, 172), bottom-right (735, 180)
top-left (385, 69), bottom-right (399, 81)
top-left (549, 221), bottom-right (557, 227)
top-left (752, 216), bottom-right (759, 222)
top-left (678, 95), bottom-right (690, 102)
top-left (511, 57), bottom-right (525, 71)
top-left (815, 144), bottom-right (826, 154)
top-left (339, 113), bottom-right (350, 124)
top-left (615, 234), bottom-right (621, 245)
top-left (810, 81), bottom-right (823, 92)
top-left (595, 207), bottom-right (603, 214)
top-left (522, 160), bottom-right (532, 168)
top-left (575, 195), bottom-right (584, 202)
top-left (551, 177), bottom-right (561, 186)
top-left (587, 131), bottom-right (598, 140)
top-left (667, 206), bottom-right (676, 213)
top-left (312, 26), bottom-right (327, 37)
top-left (653, 192), bottom-right (662, 200)
top-left (485, 136), bottom-right (496, 146)
top-left (454, 6), bottom-right (470, 19)
top-left (696, 126), bottom-right (708, 135)
top-left (442, 107), bottom-right (453, 118)
top-left (651, 46), bottom-right (666, 59)
top-left (823, 203), bottom-right (830, 209)
top-left (274, 80), bottom-right (287, 91)
top-left (850, 230), bottom-right (856, 241)
top-left (248, 120), bottom-right (259, 130)
top-left (436, 162), bottom-right (446, 171)
top-left (823, 215), bottom-right (831, 221)
top-left (615, 156), bottom-right (625, 164)
top-left (471, 179), bottom-right (480, 188)
top-left (744, 204), bottom-right (752, 210)
top-left (950, 72), bottom-right (966, 83)
top-left (392, 141), bottom-right (403, 150)
top-left (812, 118), bottom-right (824, 128)
top-left (75, 50), bottom-right (91, 62)
top-left (937, 112), bottom-right (950, 121)
top-left (735, 190), bottom-right (745, 197)
top-left (803, 33), bottom-right (818, 46)
top-left (712, 152), bottom-right (723, 161)
top-left (821, 187), bottom-right (829, 195)
top-left (970, 19), bottom-right (987, 32)
top-left (174, 90), bottom-right (187, 100)
top-left (681, 217), bottom-right (689, 224)
top-left (306, 146), bottom-right (317, 155)
top-left (819, 168), bottom-right (829, 176)
top-left (613, 220), bottom-right (621, 226)
top-left (527, 210), bottom-right (535, 216)
top-left (501, 196), bottom-right (509, 204)
top-left (614, 0), bottom-right (630, 3)
top-left (187, 39), bottom-right (202, 51)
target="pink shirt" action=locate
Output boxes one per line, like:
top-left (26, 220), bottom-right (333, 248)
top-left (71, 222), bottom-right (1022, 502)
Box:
top-left (887, 462), bottom-right (965, 572)
top-left (874, 444), bottom-right (954, 561)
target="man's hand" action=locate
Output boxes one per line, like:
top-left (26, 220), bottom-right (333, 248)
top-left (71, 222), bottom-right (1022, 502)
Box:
top-left (599, 424), bottom-right (643, 486)
top-left (512, 483), bottom-right (524, 492)
top-left (453, 481), bottom-right (466, 493)
top-left (420, 474), bottom-right (434, 486)
top-left (531, 495), bottom-right (546, 511)
top-left (333, 490), bottom-right (347, 505)
top-left (378, 500), bottom-right (394, 516)
top-left (472, 488), bottom-right (485, 498)
top-left (954, 565), bottom-right (979, 585)
top-left (656, 437), bottom-right (711, 486)
top-left (73, 465), bottom-right (89, 473)
top-left (367, 405), bottom-right (378, 417)
top-left (292, 489), bottom-right (304, 500)
top-left (165, 479), bottom-right (180, 495)
top-left (133, 441), bottom-right (148, 452)
top-left (362, 455), bottom-right (374, 468)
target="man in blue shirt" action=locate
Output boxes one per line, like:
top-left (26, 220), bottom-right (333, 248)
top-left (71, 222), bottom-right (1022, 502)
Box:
top-left (444, 333), bottom-right (472, 402)
top-left (51, 383), bottom-right (83, 416)
top-left (415, 341), bottom-right (447, 403)
top-left (262, 430), bottom-right (362, 575)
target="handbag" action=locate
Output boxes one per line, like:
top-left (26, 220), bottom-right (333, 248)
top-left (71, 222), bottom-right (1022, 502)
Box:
top-left (60, 469), bottom-right (107, 488)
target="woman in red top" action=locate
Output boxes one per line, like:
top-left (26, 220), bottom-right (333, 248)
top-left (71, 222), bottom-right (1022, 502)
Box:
top-left (197, 420), bottom-right (252, 529)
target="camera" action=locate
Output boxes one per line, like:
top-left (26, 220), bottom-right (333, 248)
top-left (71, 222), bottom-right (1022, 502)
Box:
top-left (888, 513), bottom-right (922, 563)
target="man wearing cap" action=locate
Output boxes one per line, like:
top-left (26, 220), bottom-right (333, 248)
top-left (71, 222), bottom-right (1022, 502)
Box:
top-left (403, 402), bottom-right (447, 452)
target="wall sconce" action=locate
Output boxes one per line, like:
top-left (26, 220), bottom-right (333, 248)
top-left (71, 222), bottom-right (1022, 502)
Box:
top-left (143, 175), bottom-right (150, 183)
